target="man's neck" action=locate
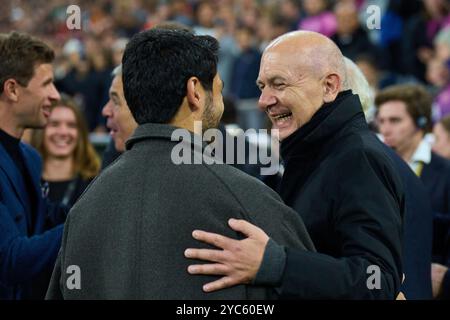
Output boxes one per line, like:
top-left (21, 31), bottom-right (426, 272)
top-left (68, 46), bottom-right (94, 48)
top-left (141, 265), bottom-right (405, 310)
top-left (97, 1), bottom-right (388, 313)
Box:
top-left (398, 132), bottom-right (424, 163)
top-left (43, 157), bottom-right (74, 181)
top-left (0, 106), bottom-right (23, 139)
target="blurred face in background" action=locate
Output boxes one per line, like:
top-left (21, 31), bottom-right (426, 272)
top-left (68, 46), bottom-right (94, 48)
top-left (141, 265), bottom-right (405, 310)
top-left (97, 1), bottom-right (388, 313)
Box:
top-left (335, 2), bottom-right (359, 36)
top-left (102, 75), bottom-right (137, 152)
top-left (377, 100), bottom-right (421, 153)
top-left (236, 28), bottom-right (253, 51)
top-left (356, 60), bottom-right (379, 89)
top-left (44, 105), bottom-right (78, 159)
top-left (197, 2), bottom-right (214, 28)
top-left (426, 58), bottom-right (449, 87)
top-left (432, 122), bottom-right (450, 159)
top-left (304, 0), bottom-right (326, 16)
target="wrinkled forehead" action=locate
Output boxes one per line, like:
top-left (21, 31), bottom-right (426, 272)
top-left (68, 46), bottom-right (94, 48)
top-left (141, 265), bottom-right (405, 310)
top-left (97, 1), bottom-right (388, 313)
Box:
top-left (259, 47), bottom-right (305, 80)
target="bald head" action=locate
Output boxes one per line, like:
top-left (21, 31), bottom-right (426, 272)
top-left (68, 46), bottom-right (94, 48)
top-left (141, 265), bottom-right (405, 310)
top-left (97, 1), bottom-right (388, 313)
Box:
top-left (257, 31), bottom-right (349, 140)
top-left (264, 31), bottom-right (347, 89)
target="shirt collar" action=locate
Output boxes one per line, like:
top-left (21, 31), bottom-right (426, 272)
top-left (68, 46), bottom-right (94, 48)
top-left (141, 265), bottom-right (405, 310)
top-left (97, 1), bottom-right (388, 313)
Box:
top-left (410, 139), bottom-right (432, 165)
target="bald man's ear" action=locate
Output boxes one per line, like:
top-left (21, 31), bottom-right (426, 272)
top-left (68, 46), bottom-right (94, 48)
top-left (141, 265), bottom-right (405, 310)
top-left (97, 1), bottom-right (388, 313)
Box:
top-left (322, 73), bottom-right (341, 103)
top-left (186, 77), bottom-right (202, 112)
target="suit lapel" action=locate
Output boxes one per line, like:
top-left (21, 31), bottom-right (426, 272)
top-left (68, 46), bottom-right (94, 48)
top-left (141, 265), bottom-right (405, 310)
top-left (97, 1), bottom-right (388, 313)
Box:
top-left (20, 144), bottom-right (45, 232)
top-left (0, 142), bottom-right (30, 213)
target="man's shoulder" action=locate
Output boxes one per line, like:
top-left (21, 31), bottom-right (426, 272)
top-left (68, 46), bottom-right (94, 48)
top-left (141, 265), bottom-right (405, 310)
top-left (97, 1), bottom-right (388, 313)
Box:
top-left (201, 160), bottom-right (282, 202)
top-left (331, 129), bottom-right (395, 169)
top-left (19, 142), bottom-right (41, 162)
top-left (430, 152), bottom-right (450, 171)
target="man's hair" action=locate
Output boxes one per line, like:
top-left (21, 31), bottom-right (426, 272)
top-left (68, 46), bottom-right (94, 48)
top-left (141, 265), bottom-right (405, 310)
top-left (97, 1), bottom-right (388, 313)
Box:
top-left (375, 84), bottom-right (433, 132)
top-left (112, 64), bottom-right (122, 77)
top-left (343, 57), bottom-right (373, 114)
top-left (122, 28), bottom-right (219, 124)
top-left (0, 31), bottom-right (55, 94)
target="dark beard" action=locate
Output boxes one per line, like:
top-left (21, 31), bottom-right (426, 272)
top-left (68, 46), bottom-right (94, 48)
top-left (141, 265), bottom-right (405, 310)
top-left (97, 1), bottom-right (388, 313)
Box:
top-left (202, 92), bottom-right (221, 132)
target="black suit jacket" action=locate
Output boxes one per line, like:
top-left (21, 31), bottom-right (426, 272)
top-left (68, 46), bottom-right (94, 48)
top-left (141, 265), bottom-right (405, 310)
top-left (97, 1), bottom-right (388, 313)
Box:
top-left (277, 92), bottom-right (404, 299)
top-left (421, 153), bottom-right (450, 263)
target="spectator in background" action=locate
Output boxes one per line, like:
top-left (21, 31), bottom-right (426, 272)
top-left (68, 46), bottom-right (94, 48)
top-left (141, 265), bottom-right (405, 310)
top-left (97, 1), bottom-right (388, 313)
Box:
top-left (30, 96), bottom-right (100, 208)
top-left (426, 56), bottom-right (450, 121)
top-left (400, 0), bottom-right (450, 82)
top-left (231, 26), bottom-right (263, 130)
top-left (298, 0), bottom-right (336, 37)
top-left (193, 0), bottom-right (239, 99)
top-left (56, 33), bottom-right (113, 132)
top-left (434, 26), bottom-right (450, 62)
top-left (376, 84), bottom-right (450, 264)
top-left (230, 26), bottom-right (261, 101)
top-left (278, 0), bottom-right (302, 32)
top-left (332, 0), bottom-right (377, 61)
top-left (111, 37), bottom-right (129, 67)
top-left (433, 114), bottom-right (450, 159)
top-left (429, 28), bottom-right (450, 120)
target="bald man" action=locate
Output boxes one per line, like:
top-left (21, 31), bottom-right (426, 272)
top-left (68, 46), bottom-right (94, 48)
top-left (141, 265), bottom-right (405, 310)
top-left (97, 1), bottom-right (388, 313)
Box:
top-left (185, 31), bottom-right (404, 299)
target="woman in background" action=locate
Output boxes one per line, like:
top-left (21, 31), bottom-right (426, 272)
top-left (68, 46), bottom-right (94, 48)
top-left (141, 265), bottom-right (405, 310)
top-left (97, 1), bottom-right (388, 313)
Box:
top-left (31, 95), bottom-right (100, 208)
top-left (433, 115), bottom-right (450, 159)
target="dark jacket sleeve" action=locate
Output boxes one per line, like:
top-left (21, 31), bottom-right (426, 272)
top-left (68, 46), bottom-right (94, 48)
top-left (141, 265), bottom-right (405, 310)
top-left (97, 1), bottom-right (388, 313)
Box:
top-left (278, 149), bottom-right (403, 299)
top-left (0, 202), bottom-right (63, 285)
top-left (46, 214), bottom-right (70, 299)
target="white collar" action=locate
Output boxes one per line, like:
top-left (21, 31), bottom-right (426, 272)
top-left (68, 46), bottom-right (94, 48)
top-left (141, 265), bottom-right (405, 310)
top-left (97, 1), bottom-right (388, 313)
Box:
top-left (410, 139), bottom-right (432, 165)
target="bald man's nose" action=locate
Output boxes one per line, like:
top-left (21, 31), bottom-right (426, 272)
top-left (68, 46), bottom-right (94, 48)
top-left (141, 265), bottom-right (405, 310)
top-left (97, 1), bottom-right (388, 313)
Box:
top-left (258, 89), bottom-right (277, 110)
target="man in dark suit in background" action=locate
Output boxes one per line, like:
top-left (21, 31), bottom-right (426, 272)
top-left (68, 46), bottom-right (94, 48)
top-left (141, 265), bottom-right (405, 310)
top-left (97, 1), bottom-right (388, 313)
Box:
top-left (345, 58), bottom-right (432, 299)
top-left (0, 31), bottom-right (67, 299)
top-left (376, 84), bottom-right (450, 265)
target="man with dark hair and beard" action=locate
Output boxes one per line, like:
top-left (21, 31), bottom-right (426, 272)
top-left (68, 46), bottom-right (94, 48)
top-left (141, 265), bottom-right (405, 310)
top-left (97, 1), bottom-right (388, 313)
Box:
top-left (46, 28), bottom-right (314, 299)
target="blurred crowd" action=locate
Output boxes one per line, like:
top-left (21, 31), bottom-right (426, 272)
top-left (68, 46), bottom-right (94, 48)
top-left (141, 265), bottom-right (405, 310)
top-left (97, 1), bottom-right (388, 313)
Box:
top-left (3, 0), bottom-right (450, 133)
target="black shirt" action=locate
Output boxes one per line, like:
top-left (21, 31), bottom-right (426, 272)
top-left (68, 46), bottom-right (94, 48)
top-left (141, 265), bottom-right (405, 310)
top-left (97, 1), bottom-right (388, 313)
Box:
top-left (42, 176), bottom-right (92, 208)
top-left (0, 129), bottom-right (38, 233)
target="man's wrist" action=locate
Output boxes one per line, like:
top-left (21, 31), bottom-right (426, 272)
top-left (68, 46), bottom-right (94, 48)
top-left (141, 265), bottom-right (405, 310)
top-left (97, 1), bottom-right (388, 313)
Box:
top-left (440, 268), bottom-right (450, 299)
top-left (252, 238), bottom-right (286, 286)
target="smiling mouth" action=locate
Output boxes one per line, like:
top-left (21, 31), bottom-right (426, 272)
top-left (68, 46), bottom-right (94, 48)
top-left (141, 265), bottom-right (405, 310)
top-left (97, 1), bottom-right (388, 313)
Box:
top-left (271, 112), bottom-right (293, 121)
top-left (42, 106), bottom-right (51, 117)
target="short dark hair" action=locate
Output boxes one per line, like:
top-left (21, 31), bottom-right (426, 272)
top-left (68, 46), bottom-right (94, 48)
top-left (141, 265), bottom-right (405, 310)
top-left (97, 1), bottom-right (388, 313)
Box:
top-left (375, 84), bottom-right (433, 133)
top-left (0, 31), bottom-right (55, 94)
top-left (122, 28), bottom-right (219, 124)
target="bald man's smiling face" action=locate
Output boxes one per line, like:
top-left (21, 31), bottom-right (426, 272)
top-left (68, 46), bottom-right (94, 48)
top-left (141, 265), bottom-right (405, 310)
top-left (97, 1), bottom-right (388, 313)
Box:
top-left (256, 46), bottom-right (326, 141)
